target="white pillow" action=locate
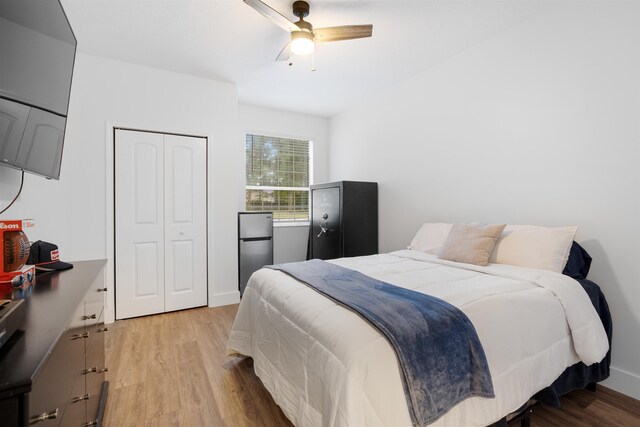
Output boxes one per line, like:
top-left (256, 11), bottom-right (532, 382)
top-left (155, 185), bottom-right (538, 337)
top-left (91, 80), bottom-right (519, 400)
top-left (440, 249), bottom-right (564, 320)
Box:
top-left (409, 223), bottom-right (453, 254)
top-left (488, 225), bottom-right (578, 272)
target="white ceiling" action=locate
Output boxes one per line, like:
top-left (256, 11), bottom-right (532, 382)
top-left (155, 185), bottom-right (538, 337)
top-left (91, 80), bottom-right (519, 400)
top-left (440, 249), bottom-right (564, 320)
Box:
top-left (61, 0), bottom-right (553, 117)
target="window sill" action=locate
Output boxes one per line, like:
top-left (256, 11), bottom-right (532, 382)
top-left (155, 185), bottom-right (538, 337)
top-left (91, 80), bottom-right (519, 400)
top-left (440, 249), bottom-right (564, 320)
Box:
top-left (274, 221), bottom-right (310, 228)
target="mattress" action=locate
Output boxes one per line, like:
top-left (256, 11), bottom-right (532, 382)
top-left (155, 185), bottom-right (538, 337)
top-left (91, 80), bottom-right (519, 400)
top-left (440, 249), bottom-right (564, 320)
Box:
top-left (227, 250), bottom-right (609, 426)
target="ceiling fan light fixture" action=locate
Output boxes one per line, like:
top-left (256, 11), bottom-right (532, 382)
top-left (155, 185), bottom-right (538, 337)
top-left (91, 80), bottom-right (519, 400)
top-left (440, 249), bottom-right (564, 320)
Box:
top-left (243, 0), bottom-right (373, 62)
top-left (291, 31), bottom-right (314, 56)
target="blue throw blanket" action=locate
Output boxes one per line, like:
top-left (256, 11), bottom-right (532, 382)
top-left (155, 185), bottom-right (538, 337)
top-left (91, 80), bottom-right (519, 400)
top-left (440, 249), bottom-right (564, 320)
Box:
top-left (267, 259), bottom-right (494, 426)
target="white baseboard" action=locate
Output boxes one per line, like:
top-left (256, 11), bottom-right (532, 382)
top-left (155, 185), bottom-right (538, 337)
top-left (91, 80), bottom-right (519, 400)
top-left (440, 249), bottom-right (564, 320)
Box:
top-left (602, 367), bottom-right (640, 399)
top-left (104, 291), bottom-right (240, 323)
top-left (209, 290), bottom-right (240, 307)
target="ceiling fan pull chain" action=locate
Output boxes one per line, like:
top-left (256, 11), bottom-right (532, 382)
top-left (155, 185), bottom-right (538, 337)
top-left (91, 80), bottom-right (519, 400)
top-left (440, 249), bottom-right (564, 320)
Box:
top-left (311, 50), bottom-right (317, 72)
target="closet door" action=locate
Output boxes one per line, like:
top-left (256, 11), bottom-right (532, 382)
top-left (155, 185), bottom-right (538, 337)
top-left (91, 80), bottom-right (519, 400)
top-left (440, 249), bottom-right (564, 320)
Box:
top-left (115, 130), bottom-right (208, 320)
top-left (115, 130), bottom-right (166, 319)
top-left (164, 134), bottom-right (207, 312)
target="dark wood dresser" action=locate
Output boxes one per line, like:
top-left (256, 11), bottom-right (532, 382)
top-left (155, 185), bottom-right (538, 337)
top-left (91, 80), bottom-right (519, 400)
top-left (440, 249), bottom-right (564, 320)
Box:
top-left (0, 260), bottom-right (108, 427)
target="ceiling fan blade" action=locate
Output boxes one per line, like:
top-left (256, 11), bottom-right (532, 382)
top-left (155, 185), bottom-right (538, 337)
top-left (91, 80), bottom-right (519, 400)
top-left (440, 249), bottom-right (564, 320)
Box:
top-left (314, 25), bottom-right (373, 42)
top-left (276, 42), bottom-right (291, 61)
top-left (243, 0), bottom-right (300, 32)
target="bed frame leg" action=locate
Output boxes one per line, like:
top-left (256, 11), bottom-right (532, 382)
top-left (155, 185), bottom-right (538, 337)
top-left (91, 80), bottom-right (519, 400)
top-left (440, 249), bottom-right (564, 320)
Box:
top-left (521, 407), bottom-right (532, 427)
top-left (587, 382), bottom-right (597, 392)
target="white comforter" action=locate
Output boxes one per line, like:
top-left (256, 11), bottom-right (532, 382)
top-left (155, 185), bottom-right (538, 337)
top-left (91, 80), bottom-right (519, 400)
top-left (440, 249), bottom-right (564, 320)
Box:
top-left (227, 250), bottom-right (609, 426)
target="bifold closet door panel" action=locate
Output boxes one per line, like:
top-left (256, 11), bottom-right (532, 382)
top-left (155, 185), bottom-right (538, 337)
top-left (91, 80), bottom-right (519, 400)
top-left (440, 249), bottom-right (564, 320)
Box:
top-left (115, 130), bottom-right (166, 319)
top-left (163, 134), bottom-right (207, 312)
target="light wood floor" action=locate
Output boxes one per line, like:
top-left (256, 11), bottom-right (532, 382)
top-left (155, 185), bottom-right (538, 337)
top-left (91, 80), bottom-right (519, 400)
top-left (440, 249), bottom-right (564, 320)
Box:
top-left (104, 305), bottom-right (640, 427)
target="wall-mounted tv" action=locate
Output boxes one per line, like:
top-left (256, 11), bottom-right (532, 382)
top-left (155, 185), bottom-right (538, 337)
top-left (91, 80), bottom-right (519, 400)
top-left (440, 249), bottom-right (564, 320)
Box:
top-left (0, 0), bottom-right (77, 180)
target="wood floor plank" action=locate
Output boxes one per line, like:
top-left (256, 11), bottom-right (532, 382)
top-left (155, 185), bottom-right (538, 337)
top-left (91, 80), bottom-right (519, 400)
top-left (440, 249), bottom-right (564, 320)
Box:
top-left (234, 357), bottom-right (293, 426)
top-left (168, 309), bottom-right (196, 344)
top-left (530, 387), bottom-right (640, 427)
top-left (145, 410), bottom-right (182, 427)
top-left (103, 382), bottom-right (146, 427)
top-left (583, 399), bottom-right (640, 426)
top-left (174, 339), bottom-right (225, 426)
top-left (597, 386), bottom-right (640, 418)
top-left (191, 312), bottom-right (244, 422)
top-left (103, 305), bottom-right (640, 427)
top-left (111, 315), bottom-right (153, 388)
top-left (189, 307), bottom-right (291, 425)
top-left (180, 406), bottom-right (226, 427)
top-left (189, 305), bottom-right (217, 325)
top-left (144, 314), bottom-right (182, 420)
top-left (222, 411), bottom-right (259, 427)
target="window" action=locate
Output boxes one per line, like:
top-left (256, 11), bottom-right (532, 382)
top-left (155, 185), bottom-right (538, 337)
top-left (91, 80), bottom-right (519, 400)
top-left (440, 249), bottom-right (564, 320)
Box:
top-left (245, 133), bottom-right (312, 222)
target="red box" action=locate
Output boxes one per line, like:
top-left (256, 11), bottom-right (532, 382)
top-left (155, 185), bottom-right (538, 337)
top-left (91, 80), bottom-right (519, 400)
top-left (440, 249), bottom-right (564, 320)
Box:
top-left (0, 219), bottom-right (35, 275)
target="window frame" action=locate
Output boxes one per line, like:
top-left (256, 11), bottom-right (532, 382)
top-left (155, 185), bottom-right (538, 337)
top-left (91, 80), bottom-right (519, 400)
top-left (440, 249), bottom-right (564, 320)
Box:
top-left (244, 132), bottom-right (313, 225)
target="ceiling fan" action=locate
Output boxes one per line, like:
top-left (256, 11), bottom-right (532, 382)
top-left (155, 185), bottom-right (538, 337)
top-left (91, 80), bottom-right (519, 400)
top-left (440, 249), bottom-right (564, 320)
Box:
top-left (244, 0), bottom-right (373, 61)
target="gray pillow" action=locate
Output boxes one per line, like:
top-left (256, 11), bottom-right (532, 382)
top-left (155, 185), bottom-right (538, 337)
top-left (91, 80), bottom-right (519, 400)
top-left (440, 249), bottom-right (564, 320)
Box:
top-left (438, 223), bottom-right (506, 266)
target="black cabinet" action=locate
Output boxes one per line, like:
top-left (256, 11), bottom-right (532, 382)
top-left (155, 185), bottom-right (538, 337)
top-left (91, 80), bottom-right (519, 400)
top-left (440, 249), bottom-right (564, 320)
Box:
top-left (0, 260), bottom-right (108, 427)
top-left (309, 181), bottom-right (378, 260)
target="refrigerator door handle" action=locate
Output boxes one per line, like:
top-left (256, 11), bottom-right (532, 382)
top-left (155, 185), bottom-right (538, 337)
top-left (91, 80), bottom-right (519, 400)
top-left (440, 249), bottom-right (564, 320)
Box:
top-left (240, 236), bottom-right (273, 242)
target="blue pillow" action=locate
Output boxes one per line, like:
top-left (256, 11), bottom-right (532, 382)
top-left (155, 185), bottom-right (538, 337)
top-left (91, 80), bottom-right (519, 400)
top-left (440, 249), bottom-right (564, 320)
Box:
top-left (562, 241), bottom-right (592, 280)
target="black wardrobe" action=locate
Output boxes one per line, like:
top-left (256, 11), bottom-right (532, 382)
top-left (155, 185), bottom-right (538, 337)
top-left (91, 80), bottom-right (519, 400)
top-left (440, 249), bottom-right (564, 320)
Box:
top-left (308, 181), bottom-right (378, 260)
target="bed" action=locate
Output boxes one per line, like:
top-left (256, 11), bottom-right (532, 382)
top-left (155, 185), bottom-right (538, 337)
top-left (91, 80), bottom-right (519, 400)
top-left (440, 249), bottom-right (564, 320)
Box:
top-left (227, 225), bottom-right (610, 427)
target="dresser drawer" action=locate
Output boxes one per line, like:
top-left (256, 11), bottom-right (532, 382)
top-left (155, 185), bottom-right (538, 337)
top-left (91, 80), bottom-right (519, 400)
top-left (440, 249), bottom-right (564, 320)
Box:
top-left (29, 306), bottom-right (85, 425)
top-left (60, 377), bottom-right (86, 427)
top-left (83, 304), bottom-right (103, 332)
top-left (85, 310), bottom-right (106, 424)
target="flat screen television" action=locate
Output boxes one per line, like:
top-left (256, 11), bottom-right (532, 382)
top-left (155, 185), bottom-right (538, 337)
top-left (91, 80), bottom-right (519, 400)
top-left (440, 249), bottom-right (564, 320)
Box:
top-left (0, 0), bottom-right (77, 180)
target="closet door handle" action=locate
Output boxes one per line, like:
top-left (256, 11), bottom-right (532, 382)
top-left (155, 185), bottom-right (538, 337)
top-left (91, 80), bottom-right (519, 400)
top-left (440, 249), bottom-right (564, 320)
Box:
top-left (97, 288), bottom-right (107, 292)
top-left (82, 314), bottom-right (97, 320)
top-left (97, 327), bottom-right (109, 333)
top-left (82, 367), bottom-right (98, 375)
top-left (98, 367), bottom-right (109, 373)
top-left (29, 408), bottom-right (58, 424)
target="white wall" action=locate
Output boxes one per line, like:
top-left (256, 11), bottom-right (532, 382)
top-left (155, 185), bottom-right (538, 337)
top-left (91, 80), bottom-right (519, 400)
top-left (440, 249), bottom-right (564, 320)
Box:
top-left (329, 2), bottom-right (640, 398)
top-left (0, 53), bottom-right (243, 322)
top-left (239, 104), bottom-right (329, 263)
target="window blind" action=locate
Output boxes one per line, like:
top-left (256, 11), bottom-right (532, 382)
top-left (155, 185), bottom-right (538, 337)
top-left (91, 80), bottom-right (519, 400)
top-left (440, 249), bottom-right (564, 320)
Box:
top-left (245, 134), bottom-right (311, 221)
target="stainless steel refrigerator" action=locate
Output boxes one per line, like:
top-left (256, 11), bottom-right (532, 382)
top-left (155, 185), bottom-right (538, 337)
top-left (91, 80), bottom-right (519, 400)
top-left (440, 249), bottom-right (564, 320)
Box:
top-left (238, 212), bottom-right (274, 296)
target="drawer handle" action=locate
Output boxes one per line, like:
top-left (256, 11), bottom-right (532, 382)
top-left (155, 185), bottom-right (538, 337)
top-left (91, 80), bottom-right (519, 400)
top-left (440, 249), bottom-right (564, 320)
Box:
top-left (98, 367), bottom-right (109, 373)
top-left (30, 408), bottom-right (58, 424)
top-left (82, 314), bottom-right (97, 320)
top-left (97, 288), bottom-right (108, 292)
top-left (83, 421), bottom-right (98, 427)
top-left (71, 332), bottom-right (90, 340)
top-left (71, 393), bottom-right (90, 403)
top-left (97, 327), bottom-right (109, 333)
top-left (82, 367), bottom-right (98, 375)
